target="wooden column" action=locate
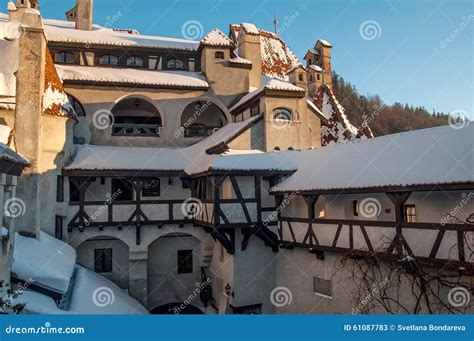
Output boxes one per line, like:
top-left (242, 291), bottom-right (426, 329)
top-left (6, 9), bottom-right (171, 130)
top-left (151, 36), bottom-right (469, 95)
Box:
top-left (386, 192), bottom-right (412, 257)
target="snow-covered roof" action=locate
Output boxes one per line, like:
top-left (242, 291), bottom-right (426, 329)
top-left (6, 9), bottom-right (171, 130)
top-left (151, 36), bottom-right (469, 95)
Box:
top-left (12, 231), bottom-right (76, 294)
top-left (65, 115), bottom-right (263, 175)
top-left (231, 24), bottom-right (301, 79)
top-left (241, 23), bottom-right (259, 35)
top-left (307, 97), bottom-right (328, 121)
top-left (201, 28), bottom-right (233, 47)
top-left (229, 77), bottom-right (305, 113)
top-left (229, 56), bottom-right (252, 65)
top-left (3, 266), bottom-right (147, 314)
top-left (56, 64), bottom-right (209, 89)
top-left (272, 125), bottom-right (474, 193)
top-left (41, 16), bottom-right (199, 50)
top-left (0, 19), bottom-right (20, 99)
top-left (317, 39), bottom-right (332, 48)
top-left (0, 142), bottom-right (30, 167)
top-left (308, 64), bottom-right (323, 72)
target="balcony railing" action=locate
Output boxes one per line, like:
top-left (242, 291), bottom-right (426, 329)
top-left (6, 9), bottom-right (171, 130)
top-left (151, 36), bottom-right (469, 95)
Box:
top-left (112, 123), bottom-right (161, 137)
top-left (183, 125), bottom-right (220, 138)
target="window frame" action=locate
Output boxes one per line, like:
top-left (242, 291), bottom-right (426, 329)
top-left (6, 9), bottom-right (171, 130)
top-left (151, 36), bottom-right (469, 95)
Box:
top-left (313, 277), bottom-right (332, 298)
top-left (54, 51), bottom-right (75, 64)
top-left (99, 54), bottom-right (119, 66)
top-left (272, 108), bottom-right (293, 122)
top-left (126, 56), bottom-right (144, 68)
top-left (111, 178), bottom-right (134, 201)
top-left (142, 178), bottom-right (160, 197)
top-left (215, 51), bottom-right (225, 59)
top-left (55, 215), bottom-right (63, 240)
top-left (404, 204), bottom-right (417, 223)
top-left (94, 248), bottom-right (113, 273)
top-left (57, 175), bottom-right (64, 202)
top-left (166, 58), bottom-right (185, 70)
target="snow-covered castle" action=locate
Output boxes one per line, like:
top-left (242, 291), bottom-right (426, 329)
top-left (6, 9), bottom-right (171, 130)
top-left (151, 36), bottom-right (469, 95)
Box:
top-left (0, 0), bottom-right (472, 314)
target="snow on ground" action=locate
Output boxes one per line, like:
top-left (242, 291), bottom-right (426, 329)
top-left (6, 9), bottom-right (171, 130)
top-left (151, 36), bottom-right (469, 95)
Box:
top-left (272, 125), bottom-right (474, 193)
top-left (13, 231), bottom-right (76, 294)
top-left (56, 64), bottom-right (209, 89)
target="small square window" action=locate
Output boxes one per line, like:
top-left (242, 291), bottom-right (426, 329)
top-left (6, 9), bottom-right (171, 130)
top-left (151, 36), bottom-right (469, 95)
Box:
top-left (317, 74), bottom-right (321, 81)
top-left (55, 215), bottom-right (63, 240)
top-left (177, 250), bottom-right (193, 274)
top-left (404, 204), bottom-right (416, 223)
top-left (298, 74), bottom-right (304, 82)
top-left (94, 248), bottom-right (113, 273)
top-left (69, 180), bottom-right (80, 202)
top-left (142, 178), bottom-right (160, 197)
top-left (215, 51), bottom-right (225, 59)
top-left (313, 277), bottom-right (332, 298)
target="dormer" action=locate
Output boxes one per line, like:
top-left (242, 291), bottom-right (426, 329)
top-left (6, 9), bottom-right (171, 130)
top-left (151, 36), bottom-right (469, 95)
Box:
top-left (286, 64), bottom-right (307, 92)
top-left (199, 28), bottom-right (234, 72)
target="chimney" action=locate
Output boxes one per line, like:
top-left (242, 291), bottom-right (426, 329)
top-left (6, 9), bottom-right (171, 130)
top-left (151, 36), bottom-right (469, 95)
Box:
top-left (76, 0), bottom-right (93, 31)
top-left (237, 23), bottom-right (261, 89)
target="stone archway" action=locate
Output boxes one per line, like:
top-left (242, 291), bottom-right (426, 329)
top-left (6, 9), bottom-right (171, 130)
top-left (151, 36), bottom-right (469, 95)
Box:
top-left (76, 236), bottom-right (130, 289)
top-left (180, 100), bottom-right (228, 137)
top-left (146, 233), bottom-right (203, 310)
top-left (111, 96), bottom-right (162, 136)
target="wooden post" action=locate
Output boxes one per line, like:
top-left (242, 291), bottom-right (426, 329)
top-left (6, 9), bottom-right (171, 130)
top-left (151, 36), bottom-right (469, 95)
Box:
top-left (386, 192), bottom-right (411, 257)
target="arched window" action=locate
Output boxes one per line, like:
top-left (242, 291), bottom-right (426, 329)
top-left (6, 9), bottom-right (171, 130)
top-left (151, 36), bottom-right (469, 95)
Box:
top-left (166, 58), bottom-right (184, 70)
top-left (180, 101), bottom-right (227, 137)
top-left (111, 97), bottom-right (162, 137)
top-left (66, 94), bottom-right (85, 116)
top-left (54, 51), bottom-right (75, 64)
top-left (126, 56), bottom-right (144, 68)
top-left (100, 54), bottom-right (119, 66)
top-left (272, 108), bottom-right (293, 121)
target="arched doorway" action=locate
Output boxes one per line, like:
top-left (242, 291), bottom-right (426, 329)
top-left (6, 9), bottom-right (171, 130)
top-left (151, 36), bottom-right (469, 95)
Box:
top-left (111, 97), bottom-right (162, 136)
top-left (150, 303), bottom-right (204, 314)
top-left (181, 100), bottom-right (227, 137)
top-left (76, 236), bottom-right (130, 289)
top-left (147, 233), bottom-right (202, 310)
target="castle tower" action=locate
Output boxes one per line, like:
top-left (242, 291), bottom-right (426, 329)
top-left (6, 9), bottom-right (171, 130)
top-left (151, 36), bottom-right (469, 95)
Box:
top-left (237, 23), bottom-right (262, 89)
top-left (304, 39), bottom-right (332, 97)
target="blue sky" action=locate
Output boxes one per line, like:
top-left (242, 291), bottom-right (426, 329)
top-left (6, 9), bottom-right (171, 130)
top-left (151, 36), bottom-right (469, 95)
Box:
top-left (3, 0), bottom-right (473, 118)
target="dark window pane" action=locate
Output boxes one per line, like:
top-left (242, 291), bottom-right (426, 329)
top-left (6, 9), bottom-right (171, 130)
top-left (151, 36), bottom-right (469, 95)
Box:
top-left (215, 51), bottom-right (224, 59)
top-left (69, 180), bottom-right (80, 202)
top-left (65, 52), bottom-right (74, 64)
top-left (111, 179), bottom-right (133, 201)
top-left (55, 215), bottom-right (63, 240)
top-left (177, 250), bottom-right (193, 274)
top-left (94, 248), bottom-right (113, 273)
top-left (57, 175), bottom-right (64, 202)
